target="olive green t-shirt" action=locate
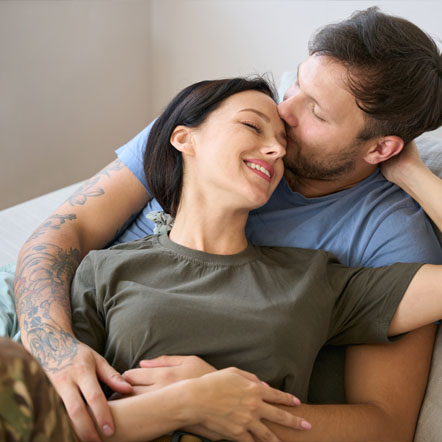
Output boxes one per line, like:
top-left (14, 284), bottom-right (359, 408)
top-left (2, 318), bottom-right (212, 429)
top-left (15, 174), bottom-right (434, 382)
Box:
top-left (71, 233), bottom-right (421, 401)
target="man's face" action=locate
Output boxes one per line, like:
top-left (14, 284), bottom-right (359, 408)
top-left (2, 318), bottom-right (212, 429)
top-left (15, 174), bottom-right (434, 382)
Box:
top-left (278, 55), bottom-right (370, 181)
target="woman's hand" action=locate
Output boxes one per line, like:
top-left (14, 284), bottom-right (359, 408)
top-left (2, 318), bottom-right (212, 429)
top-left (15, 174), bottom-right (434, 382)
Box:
top-left (181, 367), bottom-right (310, 442)
top-left (380, 140), bottom-right (427, 188)
top-left (128, 355), bottom-right (214, 390)
top-left (110, 355), bottom-right (215, 399)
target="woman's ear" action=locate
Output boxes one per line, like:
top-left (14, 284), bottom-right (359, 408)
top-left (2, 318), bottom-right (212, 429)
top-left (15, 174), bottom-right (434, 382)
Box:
top-left (170, 125), bottom-right (195, 156)
top-left (363, 135), bottom-right (404, 165)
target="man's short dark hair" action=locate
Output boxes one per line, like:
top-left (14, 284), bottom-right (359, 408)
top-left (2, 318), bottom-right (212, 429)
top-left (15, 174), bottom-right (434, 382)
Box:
top-left (309, 7), bottom-right (442, 144)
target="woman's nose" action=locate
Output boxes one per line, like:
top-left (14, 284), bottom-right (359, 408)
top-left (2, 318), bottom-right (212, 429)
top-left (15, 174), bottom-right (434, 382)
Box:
top-left (263, 140), bottom-right (286, 158)
top-left (278, 96), bottom-right (298, 128)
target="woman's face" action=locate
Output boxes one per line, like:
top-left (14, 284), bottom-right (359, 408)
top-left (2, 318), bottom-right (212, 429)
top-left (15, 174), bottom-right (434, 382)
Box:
top-left (188, 90), bottom-right (287, 211)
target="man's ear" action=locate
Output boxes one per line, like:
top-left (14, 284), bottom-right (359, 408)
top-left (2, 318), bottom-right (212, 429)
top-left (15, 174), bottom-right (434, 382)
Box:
top-left (170, 125), bottom-right (195, 156)
top-left (363, 136), bottom-right (404, 165)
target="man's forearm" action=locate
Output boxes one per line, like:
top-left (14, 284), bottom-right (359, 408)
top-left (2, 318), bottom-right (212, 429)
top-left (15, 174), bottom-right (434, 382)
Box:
top-left (267, 326), bottom-right (436, 442)
top-left (14, 213), bottom-right (82, 369)
top-left (266, 402), bottom-right (396, 442)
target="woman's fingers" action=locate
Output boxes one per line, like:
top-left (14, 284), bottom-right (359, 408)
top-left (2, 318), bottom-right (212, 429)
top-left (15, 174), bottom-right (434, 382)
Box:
top-left (139, 355), bottom-right (184, 367)
top-left (260, 382), bottom-right (301, 406)
top-left (249, 421), bottom-right (282, 442)
top-left (227, 367), bottom-right (301, 406)
top-left (260, 402), bottom-right (312, 431)
top-left (122, 367), bottom-right (154, 385)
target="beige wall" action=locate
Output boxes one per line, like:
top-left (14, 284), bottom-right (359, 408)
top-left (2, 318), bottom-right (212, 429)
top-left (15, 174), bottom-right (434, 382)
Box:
top-left (149, 0), bottom-right (442, 124)
top-left (0, 0), bottom-right (152, 210)
top-left (2, 0), bottom-right (442, 210)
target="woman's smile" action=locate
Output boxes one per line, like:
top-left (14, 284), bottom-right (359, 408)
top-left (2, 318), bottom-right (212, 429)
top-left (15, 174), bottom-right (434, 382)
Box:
top-left (244, 159), bottom-right (274, 182)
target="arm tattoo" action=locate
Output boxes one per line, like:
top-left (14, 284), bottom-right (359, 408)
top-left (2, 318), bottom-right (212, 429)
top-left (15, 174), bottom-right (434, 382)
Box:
top-left (15, 244), bottom-right (81, 317)
top-left (15, 243), bottom-right (82, 370)
top-left (67, 159), bottom-right (125, 206)
top-left (25, 213), bottom-right (77, 243)
top-left (27, 323), bottom-right (79, 371)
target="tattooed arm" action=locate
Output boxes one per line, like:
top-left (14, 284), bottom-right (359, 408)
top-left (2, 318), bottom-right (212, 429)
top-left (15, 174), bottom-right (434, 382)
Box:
top-left (14, 159), bottom-right (149, 442)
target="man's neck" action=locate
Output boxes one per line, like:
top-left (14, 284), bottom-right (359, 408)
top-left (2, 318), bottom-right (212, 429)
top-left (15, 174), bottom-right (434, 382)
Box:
top-left (284, 167), bottom-right (377, 198)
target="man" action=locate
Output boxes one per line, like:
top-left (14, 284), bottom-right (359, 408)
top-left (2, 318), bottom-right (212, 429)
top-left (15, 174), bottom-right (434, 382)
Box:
top-left (13, 6), bottom-right (442, 441)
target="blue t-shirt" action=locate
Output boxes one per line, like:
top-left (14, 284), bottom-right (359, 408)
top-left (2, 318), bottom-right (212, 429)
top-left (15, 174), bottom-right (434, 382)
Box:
top-left (116, 123), bottom-right (442, 267)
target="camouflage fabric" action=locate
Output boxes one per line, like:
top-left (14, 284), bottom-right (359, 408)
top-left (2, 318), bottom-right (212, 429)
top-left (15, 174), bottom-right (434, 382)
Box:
top-left (0, 338), bottom-right (76, 442)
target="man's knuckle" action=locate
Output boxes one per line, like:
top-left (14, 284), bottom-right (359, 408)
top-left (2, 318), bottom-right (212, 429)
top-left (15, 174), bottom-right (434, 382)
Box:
top-left (66, 401), bottom-right (83, 418)
top-left (84, 390), bottom-right (102, 404)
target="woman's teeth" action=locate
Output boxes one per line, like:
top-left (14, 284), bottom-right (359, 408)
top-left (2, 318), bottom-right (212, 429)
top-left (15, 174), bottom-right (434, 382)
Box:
top-left (245, 162), bottom-right (271, 178)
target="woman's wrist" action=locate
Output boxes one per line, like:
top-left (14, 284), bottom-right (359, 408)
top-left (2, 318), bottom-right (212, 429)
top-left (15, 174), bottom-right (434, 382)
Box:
top-left (167, 378), bottom-right (204, 427)
top-left (400, 166), bottom-right (438, 201)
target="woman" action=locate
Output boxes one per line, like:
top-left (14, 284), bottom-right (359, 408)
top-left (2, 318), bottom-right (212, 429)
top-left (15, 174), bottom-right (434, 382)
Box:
top-left (70, 76), bottom-right (442, 441)
top-left (71, 77), bottom-right (304, 442)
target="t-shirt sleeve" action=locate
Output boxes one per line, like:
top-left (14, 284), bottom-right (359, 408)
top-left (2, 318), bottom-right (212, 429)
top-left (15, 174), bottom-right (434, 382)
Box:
top-left (361, 201), bottom-right (442, 267)
top-left (70, 253), bottom-right (106, 354)
top-left (326, 260), bottom-right (423, 346)
top-left (115, 120), bottom-right (156, 194)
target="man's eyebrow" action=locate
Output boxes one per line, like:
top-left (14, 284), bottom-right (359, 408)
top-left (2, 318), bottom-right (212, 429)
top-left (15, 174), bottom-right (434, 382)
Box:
top-left (238, 108), bottom-right (270, 122)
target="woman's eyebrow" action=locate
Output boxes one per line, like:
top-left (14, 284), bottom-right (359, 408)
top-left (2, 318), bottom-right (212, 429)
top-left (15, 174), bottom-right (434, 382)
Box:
top-left (238, 108), bottom-right (270, 122)
top-left (239, 108), bottom-right (286, 145)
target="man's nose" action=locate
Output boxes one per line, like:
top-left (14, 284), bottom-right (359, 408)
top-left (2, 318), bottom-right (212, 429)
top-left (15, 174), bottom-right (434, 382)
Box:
top-left (278, 97), bottom-right (298, 127)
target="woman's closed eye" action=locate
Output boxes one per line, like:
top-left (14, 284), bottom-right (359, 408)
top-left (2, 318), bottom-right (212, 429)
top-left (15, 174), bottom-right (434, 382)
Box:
top-left (242, 121), bottom-right (262, 133)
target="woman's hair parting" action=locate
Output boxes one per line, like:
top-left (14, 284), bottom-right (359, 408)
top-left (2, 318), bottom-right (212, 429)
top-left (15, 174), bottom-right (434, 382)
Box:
top-left (144, 76), bottom-right (277, 216)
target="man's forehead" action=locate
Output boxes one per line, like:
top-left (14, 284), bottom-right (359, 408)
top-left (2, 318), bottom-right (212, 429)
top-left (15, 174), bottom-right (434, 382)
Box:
top-left (296, 56), bottom-right (360, 122)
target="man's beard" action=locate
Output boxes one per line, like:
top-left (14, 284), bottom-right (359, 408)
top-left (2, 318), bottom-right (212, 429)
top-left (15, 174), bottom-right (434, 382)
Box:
top-left (284, 140), bottom-right (360, 181)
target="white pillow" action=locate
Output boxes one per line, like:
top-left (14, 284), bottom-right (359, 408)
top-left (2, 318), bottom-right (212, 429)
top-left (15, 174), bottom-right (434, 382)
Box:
top-left (277, 71), bottom-right (296, 103)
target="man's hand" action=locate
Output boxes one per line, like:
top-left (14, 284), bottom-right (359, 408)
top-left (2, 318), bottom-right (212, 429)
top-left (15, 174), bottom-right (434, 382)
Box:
top-left (47, 340), bottom-right (132, 441)
top-left (120, 355), bottom-right (215, 396)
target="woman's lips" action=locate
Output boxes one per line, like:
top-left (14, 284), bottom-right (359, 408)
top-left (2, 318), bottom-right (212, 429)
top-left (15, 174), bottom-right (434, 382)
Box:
top-left (244, 159), bottom-right (274, 183)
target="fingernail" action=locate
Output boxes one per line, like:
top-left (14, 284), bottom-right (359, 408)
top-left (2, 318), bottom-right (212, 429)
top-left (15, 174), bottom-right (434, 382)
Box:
top-left (261, 381), bottom-right (269, 386)
top-left (293, 396), bottom-right (301, 405)
top-left (301, 420), bottom-right (312, 430)
top-left (102, 424), bottom-right (114, 436)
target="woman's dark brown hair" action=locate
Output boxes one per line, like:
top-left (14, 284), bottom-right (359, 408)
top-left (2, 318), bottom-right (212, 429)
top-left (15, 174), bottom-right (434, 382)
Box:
top-left (144, 77), bottom-right (277, 216)
top-left (309, 7), bottom-right (442, 144)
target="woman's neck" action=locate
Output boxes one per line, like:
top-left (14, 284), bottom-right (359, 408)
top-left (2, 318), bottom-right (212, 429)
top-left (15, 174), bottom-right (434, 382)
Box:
top-left (168, 198), bottom-right (249, 255)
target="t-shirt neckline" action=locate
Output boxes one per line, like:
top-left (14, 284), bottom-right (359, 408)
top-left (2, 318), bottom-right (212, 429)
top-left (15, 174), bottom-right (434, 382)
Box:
top-left (156, 232), bottom-right (261, 266)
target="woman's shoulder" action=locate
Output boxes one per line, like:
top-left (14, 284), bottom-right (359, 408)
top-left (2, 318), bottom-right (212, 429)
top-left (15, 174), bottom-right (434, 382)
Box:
top-left (87, 235), bottom-right (161, 263)
top-left (256, 244), bottom-right (340, 267)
